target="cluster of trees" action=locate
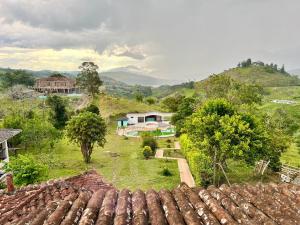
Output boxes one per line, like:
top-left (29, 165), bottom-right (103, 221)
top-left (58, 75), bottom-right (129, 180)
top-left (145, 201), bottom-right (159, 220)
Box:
top-left (0, 70), bottom-right (35, 88)
top-left (237, 58), bottom-right (287, 74)
top-left (171, 74), bottom-right (291, 186)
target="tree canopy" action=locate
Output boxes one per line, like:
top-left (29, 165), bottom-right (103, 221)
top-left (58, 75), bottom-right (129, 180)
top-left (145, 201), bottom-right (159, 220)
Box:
top-left (66, 112), bottom-right (107, 163)
top-left (0, 70), bottom-right (35, 88)
top-left (46, 95), bottom-right (69, 129)
top-left (76, 62), bottom-right (103, 97)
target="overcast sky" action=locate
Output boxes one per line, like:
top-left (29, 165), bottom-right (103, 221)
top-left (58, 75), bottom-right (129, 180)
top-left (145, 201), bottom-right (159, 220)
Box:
top-left (0, 0), bottom-right (300, 81)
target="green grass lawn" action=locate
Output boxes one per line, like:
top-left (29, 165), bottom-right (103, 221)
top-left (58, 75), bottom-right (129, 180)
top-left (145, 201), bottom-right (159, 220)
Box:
top-left (32, 125), bottom-right (180, 190)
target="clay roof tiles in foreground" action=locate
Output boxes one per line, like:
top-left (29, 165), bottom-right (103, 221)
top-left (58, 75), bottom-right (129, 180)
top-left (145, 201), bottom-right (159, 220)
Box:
top-left (0, 170), bottom-right (299, 225)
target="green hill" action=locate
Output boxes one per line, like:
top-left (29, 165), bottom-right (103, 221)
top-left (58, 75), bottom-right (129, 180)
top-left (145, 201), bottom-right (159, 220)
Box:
top-left (217, 65), bottom-right (300, 87)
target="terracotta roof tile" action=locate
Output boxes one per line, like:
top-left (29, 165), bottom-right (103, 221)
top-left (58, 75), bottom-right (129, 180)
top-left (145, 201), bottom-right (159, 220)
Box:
top-left (1, 170), bottom-right (300, 225)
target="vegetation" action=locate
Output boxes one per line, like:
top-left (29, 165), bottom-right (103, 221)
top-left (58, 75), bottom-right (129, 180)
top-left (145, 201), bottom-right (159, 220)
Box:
top-left (0, 70), bottom-right (35, 88)
top-left (142, 146), bottom-right (153, 159)
top-left (4, 155), bottom-right (47, 185)
top-left (76, 62), bottom-right (103, 97)
top-left (141, 134), bottom-right (158, 152)
top-left (46, 95), bottom-right (69, 129)
top-left (66, 112), bottom-right (107, 163)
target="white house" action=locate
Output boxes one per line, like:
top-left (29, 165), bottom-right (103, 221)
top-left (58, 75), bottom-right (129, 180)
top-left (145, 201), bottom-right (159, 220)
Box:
top-left (126, 112), bottom-right (173, 126)
top-left (0, 129), bottom-right (21, 167)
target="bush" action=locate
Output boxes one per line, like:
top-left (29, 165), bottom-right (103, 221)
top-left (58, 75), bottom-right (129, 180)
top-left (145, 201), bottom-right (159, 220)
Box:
top-left (166, 139), bottom-right (172, 143)
top-left (180, 134), bottom-right (213, 186)
top-left (142, 146), bottom-right (153, 159)
top-left (84, 104), bottom-right (100, 115)
top-left (4, 155), bottom-right (47, 185)
top-left (161, 166), bottom-right (172, 176)
top-left (141, 134), bottom-right (158, 152)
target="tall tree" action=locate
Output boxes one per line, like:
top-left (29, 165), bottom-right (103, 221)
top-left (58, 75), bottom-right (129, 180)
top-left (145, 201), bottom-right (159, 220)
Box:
top-left (46, 95), bottom-right (68, 129)
top-left (66, 112), bottom-right (107, 163)
top-left (76, 62), bottom-right (103, 97)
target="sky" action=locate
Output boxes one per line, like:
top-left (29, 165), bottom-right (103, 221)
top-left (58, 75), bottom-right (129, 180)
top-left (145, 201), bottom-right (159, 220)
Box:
top-left (0, 0), bottom-right (300, 81)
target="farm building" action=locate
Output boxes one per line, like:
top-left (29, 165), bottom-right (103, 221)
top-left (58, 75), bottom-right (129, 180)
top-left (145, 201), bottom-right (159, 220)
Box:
top-left (0, 129), bottom-right (21, 166)
top-left (117, 112), bottom-right (173, 128)
top-left (34, 74), bottom-right (77, 93)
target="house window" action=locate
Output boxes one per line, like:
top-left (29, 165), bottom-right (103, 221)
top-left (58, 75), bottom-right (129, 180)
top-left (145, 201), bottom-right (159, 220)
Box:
top-left (138, 117), bottom-right (145, 123)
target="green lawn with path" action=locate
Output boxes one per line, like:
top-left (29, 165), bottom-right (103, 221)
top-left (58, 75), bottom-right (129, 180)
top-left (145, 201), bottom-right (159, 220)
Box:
top-left (36, 124), bottom-right (180, 190)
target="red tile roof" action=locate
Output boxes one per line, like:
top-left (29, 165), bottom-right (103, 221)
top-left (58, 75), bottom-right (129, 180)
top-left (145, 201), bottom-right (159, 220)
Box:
top-left (0, 170), bottom-right (299, 225)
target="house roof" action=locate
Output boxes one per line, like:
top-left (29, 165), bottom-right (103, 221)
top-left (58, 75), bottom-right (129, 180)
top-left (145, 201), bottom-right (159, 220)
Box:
top-left (0, 170), bottom-right (299, 224)
top-left (36, 75), bottom-right (75, 82)
top-left (0, 129), bottom-right (22, 143)
top-left (127, 112), bottom-right (174, 117)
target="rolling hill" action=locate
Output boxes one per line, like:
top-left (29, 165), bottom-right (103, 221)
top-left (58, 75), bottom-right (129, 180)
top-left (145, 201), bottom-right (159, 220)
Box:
top-left (216, 65), bottom-right (300, 87)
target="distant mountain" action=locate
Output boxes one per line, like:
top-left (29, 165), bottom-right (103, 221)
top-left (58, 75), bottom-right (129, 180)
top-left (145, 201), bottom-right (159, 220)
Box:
top-left (214, 65), bottom-right (300, 87)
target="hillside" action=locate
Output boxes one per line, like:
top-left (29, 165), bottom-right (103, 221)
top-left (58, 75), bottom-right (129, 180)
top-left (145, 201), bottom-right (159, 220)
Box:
top-left (100, 71), bottom-right (176, 86)
top-left (217, 65), bottom-right (300, 87)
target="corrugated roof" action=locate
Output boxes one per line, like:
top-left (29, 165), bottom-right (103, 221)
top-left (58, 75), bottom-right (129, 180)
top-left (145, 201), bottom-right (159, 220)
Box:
top-left (0, 170), bottom-right (299, 225)
top-left (0, 129), bottom-right (22, 143)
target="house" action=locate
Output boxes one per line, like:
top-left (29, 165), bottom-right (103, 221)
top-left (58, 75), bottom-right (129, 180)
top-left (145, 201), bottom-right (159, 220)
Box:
top-left (0, 170), bottom-right (299, 224)
top-left (117, 112), bottom-right (173, 128)
top-left (0, 129), bottom-right (22, 166)
top-left (34, 74), bottom-right (77, 93)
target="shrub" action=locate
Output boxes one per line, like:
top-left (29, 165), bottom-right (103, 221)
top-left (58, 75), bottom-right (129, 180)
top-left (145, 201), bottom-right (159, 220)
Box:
top-left (4, 155), bottom-right (47, 185)
top-left (166, 139), bottom-right (172, 143)
top-left (161, 166), bottom-right (172, 176)
top-left (84, 104), bottom-right (100, 115)
top-left (142, 146), bottom-right (153, 159)
top-left (167, 144), bottom-right (171, 148)
top-left (141, 134), bottom-right (158, 152)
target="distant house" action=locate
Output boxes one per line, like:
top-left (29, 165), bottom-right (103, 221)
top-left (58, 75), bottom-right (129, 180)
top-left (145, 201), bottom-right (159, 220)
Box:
top-left (0, 129), bottom-right (21, 166)
top-left (117, 112), bottom-right (173, 128)
top-left (34, 74), bottom-right (77, 93)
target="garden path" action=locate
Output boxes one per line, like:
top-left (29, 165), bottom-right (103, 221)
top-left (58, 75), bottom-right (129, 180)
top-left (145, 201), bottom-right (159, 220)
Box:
top-left (155, 145), bottom-right (196, 187)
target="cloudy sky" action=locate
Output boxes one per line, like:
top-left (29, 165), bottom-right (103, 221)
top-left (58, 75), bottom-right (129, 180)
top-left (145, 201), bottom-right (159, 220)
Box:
top-left (0, 0), bottom-right (300, 81)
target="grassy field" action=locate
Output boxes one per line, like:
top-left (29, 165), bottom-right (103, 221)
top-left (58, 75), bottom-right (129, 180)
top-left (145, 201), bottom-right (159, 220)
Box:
top-left (30, 124), bottom-right (180, 190)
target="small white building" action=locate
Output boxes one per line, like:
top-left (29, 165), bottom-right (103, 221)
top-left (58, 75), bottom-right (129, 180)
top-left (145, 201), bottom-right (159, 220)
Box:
top-left (126, 112), bottom-right (173, 126)
top-left (0, 129), bottom-right (22, 167)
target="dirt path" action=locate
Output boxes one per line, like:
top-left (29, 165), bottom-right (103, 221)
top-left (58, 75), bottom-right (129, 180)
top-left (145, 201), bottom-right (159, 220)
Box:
top-left (155, 147), bottom-right (196, 187)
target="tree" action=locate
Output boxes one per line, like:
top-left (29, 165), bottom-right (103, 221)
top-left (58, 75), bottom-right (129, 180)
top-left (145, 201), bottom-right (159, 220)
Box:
top-left (76, 62), bottom-right (103, 97)
top-left (161, 94), bottom-right (184, 112)
top-left (141, 133), bottom-right (158, 152)
top-left (171, 97), bottom-right (196, 136)
top-left (0, 70), bottom-right (35, 88)
top-left (66, 112), bottom-right (107, 163)
top-left (135, 92), bottom-right (144, 102)
top-left (46, 95), bottom-right (69, 129)
top-left (145, 97), bottom-right (156, 105)
top-left (185, 99), bottom-right (284, 184)
top-left (280, 64), bottom-right (286, 73)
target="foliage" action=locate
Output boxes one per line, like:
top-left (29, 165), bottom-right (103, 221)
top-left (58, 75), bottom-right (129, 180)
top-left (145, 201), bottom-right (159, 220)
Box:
top-left (3, 114), bottom-right (23, 145)
top-left (4, 155), bottom-right (47, 185)
top-left (66, 112), bottom-right (107, 163)
top-left (21, 118), bottom-right (61, 150)
top-left (141, 134), bottom-right (158, 151)
top-left (145, 97), bottom-right (156, 105)
top-left (142, 146), bottom-right (153, 159)
top-left (161, 166), bottom-right (172, 176)
top-left (171, 97), bottom-right (196, 136)
top-left (161, 94), bottom-right (184, 112)
top-left (46, 95), bottom-right (69, 129)
top-left (84, 104), bottom-right (100, 115)
top-left (0, 70), bottom-right (35, 88)
top-left (180, 134), bottom-right (213, 186)
top-left (203, 74), bottom-right (263, 105)
top-left (185, 98), bottom-right (287, 184)
top-left (76, 62), bottom-right (103, 97)
top-left (135, 92), bottom-right (144, 102)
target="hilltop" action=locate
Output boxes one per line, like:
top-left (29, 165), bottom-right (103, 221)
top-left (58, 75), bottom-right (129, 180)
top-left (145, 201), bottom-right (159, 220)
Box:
top-left (216, 65), bottom-right (300, 87)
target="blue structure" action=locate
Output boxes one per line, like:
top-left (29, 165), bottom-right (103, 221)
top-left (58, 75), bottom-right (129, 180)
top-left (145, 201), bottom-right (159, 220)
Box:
top-left (117, 118), bottom-right (128, 128)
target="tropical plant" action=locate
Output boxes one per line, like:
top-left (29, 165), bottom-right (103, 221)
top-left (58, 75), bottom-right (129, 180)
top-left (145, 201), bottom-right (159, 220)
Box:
top-left (142, 146), bottom-right (153, 159)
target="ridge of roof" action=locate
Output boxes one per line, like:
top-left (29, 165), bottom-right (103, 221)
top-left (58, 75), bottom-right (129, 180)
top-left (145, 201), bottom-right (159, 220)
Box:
top-left (0, 170), bottom-right (299, 225)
